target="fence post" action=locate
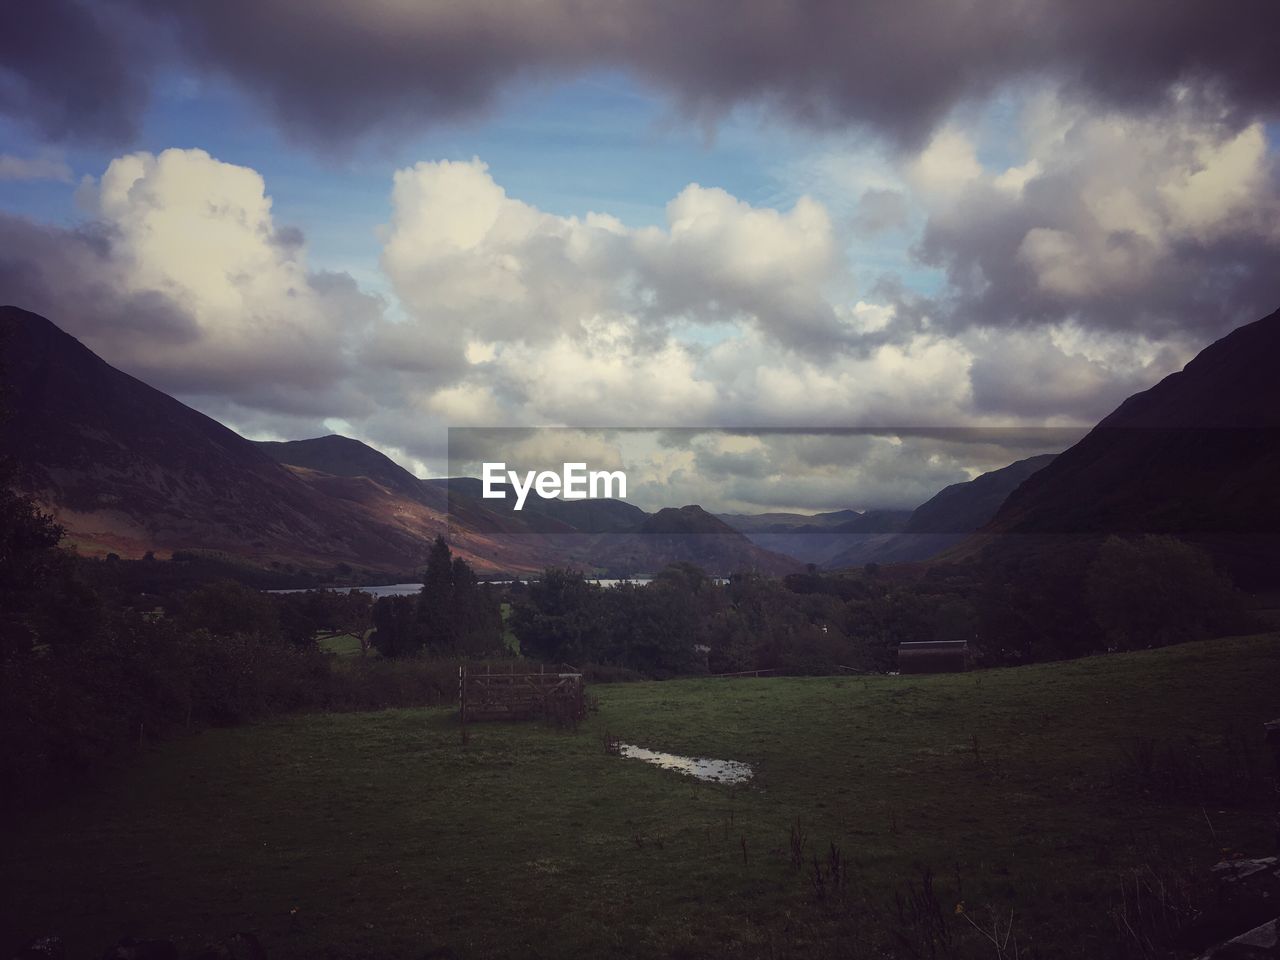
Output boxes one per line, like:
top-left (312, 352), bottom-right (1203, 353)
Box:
top-left (459, 664), bottom-right (468, 745)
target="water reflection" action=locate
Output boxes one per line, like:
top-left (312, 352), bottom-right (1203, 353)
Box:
top-left (618, 744), bottom-right (752, 783)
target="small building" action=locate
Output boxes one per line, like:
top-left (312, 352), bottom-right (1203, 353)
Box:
top-left (897, 640), bottom-right (969, 674)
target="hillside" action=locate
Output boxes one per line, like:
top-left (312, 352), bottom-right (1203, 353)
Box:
top-left (904, 453), bottom-right (1057, 535)
top-left (981, 307), bottom-right (1280, 585)
top-left (716, 508), bottom-right (865, 533)
top-left (0, 307), bottom-right (559, 575)
top-left (0, 306), bottom-right (432, 573)
top-left (257, 435), bottom-right (428, 501)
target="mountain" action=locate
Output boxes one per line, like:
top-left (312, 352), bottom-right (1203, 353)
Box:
top-left (1, 307), bottom-right (797, 578)
top-left (641, 505), bottom-right (742, 536)
top-left (721, 508), bottom-right (914, 566)
top-left (816, 454), bottom-right (1057, 569)
top-left (257, 435), bottom-right (427, 501)
top-left (0, 307), bottom-right (572, 574)
top-left (978, 308), bottom-right (1280, 585)
top-left (594, 505), bottom-right (801, 576)
top-left (419, 485), bottom-right (800, 575)
top-left (0, 305), bottom-right (433, 573)
top-left (717, 509), bottom-right (864, 534)
top-left (904, 455), bottom-right (1058, 536)
top-left (422, 477), bottom-right (648, 534)
top-left (720, 456), bottom-right (1058, 570)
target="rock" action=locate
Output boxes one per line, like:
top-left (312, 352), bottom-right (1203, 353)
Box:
top-left (1213, 857), bottom-right (1280, 885)
top-left (1198, 917), bottom-right (1279, 958)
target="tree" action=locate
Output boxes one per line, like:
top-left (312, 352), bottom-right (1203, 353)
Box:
top-left (1086, 535), bottom-right (1246, 651)
top-left (370, 595), bottom-right (420, 658)
top-left (271, 589), bottom-right (372, 647)
top-left (0, 324), bottom-right (74, 658)
top-left (417, 536), bottom-right (455, 651)
top-left (177, 580), bottom-right (280, 639)
top-left (510, 569), bottom-right (604, 665)
top-left (412, 536), bottom-right (501, 656)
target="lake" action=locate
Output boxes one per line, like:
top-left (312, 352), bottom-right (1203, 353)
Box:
top-left (268, 577), bottom-right (659, 597)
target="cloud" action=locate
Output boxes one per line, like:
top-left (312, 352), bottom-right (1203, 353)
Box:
top-left (851, 189), bottom-right (909, 236)
top-left (0, 154), bottom-right (73, 182)
top-left (1, 0), bottom-right (149, 145)
top-left (0, 146), bottom-right (1234, 511)
top-left (378, 158), bottom-right (844, 357)
top-left (913, 93), bottom-right (1280, 340)
top-left (0, 148), bottom-right (382, 416)
top-left (7, 1), bottom-right (1280, 148)
top-left (963, 325), bottom-right (1186, 421)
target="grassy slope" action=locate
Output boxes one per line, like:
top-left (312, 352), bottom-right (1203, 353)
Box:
top-left (318, 633), bottom-right (369, 658)
top-left (4, 635), bottom-right (1278, 959)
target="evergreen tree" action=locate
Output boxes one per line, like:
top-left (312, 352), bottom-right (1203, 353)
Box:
top-left (416, 535), bottom-right (456, 651)
top-left (413, 536), bottom-right (501, 656)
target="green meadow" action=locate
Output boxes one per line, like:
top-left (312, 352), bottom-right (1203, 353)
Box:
top-left (4, 635), bottom-right (1278, 959)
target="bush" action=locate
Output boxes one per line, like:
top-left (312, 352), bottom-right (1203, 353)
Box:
top-left (1087, 536), bottom-right (1250, 650)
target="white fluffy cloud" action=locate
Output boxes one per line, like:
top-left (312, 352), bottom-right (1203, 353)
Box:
top-left (1, 130), bottom-right (1259, 510)
top-left (1, 148), bottom-right (381, 416)
top-left (379, 158), bottom-right (843, 356)
top-left (915, 93), bottom-right (1280, 338)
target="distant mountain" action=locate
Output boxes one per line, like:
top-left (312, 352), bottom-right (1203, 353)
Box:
top-left (0, 306), bottom-right (797, 578)
top-left (837, 510), bottom-right (915, 535)
top-left (904, 455), bottom-right (1058, 535)
top-left (816, 454), bottom-right (1057, 569)
top-left (717, 509), bottom-right (864, 534)
top-left (718, 456), bottom-right (1060, 570)
top-left (721, 508), bottom-right (914, 566)
top-left (979, 308), bottom-right (1280, 586)
top-left (422, 477), bottom-right (648, 535)
top-left (595, 505), bottom-right (801, 576)
top-left (422, 485), bottom-right (800, 575)
top-left (0, 306), bottom-right (436, 573)
top-left (641, 505), bottom-right (741, 536)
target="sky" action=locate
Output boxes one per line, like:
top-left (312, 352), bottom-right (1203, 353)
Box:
top-left (3, 1), bottom-right (1280, 513)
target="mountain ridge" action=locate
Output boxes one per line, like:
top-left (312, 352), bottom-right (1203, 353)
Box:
top-left (973, 308), bottom-right (1280, 586)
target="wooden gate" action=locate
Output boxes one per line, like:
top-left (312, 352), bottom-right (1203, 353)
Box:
top-left (458, 663), bottom-right (586, 724)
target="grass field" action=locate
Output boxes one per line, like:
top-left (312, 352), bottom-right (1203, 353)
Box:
top-left (4, 635), bottom-right (1278, 959)
top-left (319, 632), bottom-right (371, 658)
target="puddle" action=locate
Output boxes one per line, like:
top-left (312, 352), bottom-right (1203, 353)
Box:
top-left (618, 744), bottom-right (753, 784)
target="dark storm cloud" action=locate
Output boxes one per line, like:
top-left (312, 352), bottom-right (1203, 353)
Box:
top-left (7, 0), bottom-right (1280, 147)
top-left (0, 0), bottom-right (149, 145)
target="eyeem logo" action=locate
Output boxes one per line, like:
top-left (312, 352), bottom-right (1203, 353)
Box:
top-left (482, 462), bottom-right (627, 511)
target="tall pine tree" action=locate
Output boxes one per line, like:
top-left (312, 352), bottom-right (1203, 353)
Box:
top-left (415, 536), bottom-right (500, 656)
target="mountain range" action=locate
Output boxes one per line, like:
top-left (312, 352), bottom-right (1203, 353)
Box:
top-left (716, 454), bottom-right (1057, 568)
top-left (4, 304), bottom-right (1278, 584)
top-left (0, 307), bottom-right (799, 576)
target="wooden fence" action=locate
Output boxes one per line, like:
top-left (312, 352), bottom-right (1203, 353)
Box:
top-left (458, 663), bottom-right (586, 725)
